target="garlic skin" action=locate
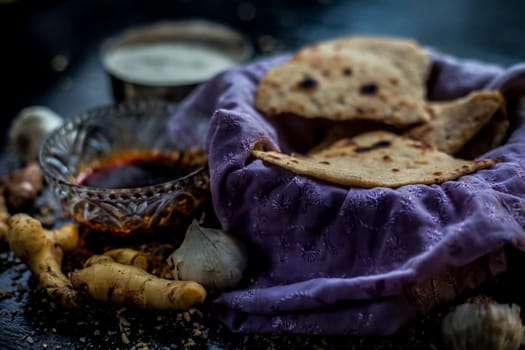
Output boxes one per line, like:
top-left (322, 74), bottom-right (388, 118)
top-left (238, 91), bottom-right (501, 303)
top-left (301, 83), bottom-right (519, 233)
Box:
top-left (441, 302), bottom-right (525, 350)
top-left (167, 220), bottom-right (248, 291)
top-left (8, 106), bottom-right (64, 162)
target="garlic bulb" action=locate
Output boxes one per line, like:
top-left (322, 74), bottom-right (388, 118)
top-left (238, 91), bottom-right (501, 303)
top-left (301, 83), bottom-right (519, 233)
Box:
top-left (441, 302), bottom-right (525, 350)
top-left (8, 106), bottom-right (64, 162)
top-left (167, 220), bottom-right (248, 291)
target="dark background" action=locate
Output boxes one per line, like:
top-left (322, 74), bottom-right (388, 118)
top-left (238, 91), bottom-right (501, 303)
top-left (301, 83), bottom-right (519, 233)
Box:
top-left (1, 0), bottom-right (525, 161)
top-left (1, 1), bottom-right (525, 348)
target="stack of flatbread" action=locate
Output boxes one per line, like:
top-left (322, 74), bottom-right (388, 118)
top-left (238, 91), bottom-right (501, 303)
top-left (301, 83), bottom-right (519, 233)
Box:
top-left (252, 36), bottom-right (508, 188)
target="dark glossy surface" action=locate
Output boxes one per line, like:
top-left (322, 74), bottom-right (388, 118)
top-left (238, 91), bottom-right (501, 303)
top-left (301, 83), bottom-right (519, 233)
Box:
top-left (2, 0), bottom-right (525, 348)
top-left (77, 154), bottom-right (194, 189)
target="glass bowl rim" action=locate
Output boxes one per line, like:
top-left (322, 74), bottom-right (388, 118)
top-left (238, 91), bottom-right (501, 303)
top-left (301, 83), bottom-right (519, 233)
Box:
top-left (38, 99), bottom-right (208, 194)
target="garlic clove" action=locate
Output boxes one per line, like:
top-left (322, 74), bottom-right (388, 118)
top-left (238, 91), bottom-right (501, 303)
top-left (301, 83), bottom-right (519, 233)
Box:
top-left (167, 220), bottom-right (248, 291)
top-left (441, 302), bottom-right (525, 350)
top-left (8, 106), bottom-right (64, 162)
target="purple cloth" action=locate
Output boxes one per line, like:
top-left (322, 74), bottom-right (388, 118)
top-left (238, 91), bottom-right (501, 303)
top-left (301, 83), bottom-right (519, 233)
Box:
top-left (173, 51), bottom-right (525, 335)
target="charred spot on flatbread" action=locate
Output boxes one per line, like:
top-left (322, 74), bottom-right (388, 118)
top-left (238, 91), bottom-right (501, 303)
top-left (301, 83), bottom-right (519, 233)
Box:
top-left (359, 83), bottom-right (379, 96)
top-left (343, 67), bottom-right (353, 76)
top-left (296, 77), bottom-right (319, 90)
top-left (353, 139), bottom-right (391, 153)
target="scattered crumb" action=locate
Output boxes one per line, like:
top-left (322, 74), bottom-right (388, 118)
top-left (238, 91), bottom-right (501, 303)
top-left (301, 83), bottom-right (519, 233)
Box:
top-left (0, 290), bottom-right (14, 301)
top-left (183, 339), bottom-right (196, 347)
top-left (134, 341), bottom-right (149, 350)
top-left (121, 333), bottom-right (130, 345)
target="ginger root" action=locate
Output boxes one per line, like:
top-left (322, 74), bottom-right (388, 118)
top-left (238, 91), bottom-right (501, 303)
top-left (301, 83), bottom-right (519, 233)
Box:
top-left (101, 248), bottom-right (151, 271)
top-left (7, 213), bottom-right (79, 307)
top-left (71, 259), bottom-right (207, 310)
top-left (85, 248), bottom-right (172, 279)
top-left (84, 254), bottom-right (115, 266)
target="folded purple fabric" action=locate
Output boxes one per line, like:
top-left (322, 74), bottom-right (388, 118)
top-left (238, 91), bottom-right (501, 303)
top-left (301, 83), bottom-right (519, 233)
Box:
top-left (172, 51), bottom-right (525, 335)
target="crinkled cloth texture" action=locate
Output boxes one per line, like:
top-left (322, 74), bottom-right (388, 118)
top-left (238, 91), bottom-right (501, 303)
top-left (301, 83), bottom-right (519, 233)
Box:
top-left (170, 51), bottom-right (525, 335)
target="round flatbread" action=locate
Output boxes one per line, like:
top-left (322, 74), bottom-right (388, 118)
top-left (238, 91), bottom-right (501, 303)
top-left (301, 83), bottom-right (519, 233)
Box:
top-left (252, 131), bottom-right (494, 188)
top-left (255, 36), bottom-right (432, 127)
top-left (405, 90), bottom-right (506, 154)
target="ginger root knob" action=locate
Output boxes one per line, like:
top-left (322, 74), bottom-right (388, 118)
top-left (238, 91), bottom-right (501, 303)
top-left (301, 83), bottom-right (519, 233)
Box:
top-left (6, 213), bottom-right (79, 307)
top-left (71, 261), bottom-right (207, 310)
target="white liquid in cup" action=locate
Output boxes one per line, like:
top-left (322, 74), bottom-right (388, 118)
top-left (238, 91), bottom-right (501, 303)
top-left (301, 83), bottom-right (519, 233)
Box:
top-left (104, 42), bottom-right (239, 86)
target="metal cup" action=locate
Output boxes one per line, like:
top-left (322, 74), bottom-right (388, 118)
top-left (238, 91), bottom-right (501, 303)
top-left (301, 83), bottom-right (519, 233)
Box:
top-left (101, 20), bottom-right (253, 102)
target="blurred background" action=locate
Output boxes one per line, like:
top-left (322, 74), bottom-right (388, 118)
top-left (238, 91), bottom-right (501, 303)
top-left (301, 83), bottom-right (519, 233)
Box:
top-left (1, 0), bottom-right (525, 159)
top-left (1, 1), bottom-right (525, 348)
